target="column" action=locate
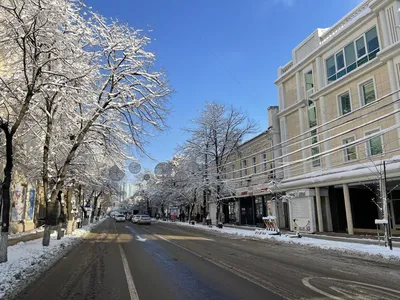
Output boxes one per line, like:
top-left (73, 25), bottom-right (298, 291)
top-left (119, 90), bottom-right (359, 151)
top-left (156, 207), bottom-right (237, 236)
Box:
top-left (319, 96), bottom-right (331, 168)
top-left (299, 107), bottom-right (309, 174)
top-left (315, 56), bottom-right (324, 90)
top-left (387, 59), bottom-right (400, 146)
top-left (324, 195), bottom-right (333, 232)
top-left (278, 84), bottom-right (285, 110)
top-left (343, 183), bottom-right (354, 235)
top-left (315, 187), bottom-right (324, 232)
top-left (378, 9), bottom-right (390, 48)
top-left (296, 72), bottom-right (302, 102)
top-left (281, 116), bottom-right (289, 179)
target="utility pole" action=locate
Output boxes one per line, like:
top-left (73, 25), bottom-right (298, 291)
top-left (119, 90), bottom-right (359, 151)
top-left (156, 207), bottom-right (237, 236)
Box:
top-left (203, 142), bottom-right (209, 224)
top-left (382, 161), bottom-right (393, 250)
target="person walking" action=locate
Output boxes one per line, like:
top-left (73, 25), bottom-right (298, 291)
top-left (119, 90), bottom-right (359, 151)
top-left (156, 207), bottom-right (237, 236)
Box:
top-left (206, 213), bottom-right (211, 226)
top-left (76, 215), bottom-right (82, 229)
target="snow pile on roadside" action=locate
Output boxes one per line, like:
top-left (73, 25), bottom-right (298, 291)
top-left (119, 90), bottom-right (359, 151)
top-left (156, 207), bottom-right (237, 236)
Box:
top-left (0, 219), bottom-right (105, 299)
top-left (165, 221), bottom-right (400, 261)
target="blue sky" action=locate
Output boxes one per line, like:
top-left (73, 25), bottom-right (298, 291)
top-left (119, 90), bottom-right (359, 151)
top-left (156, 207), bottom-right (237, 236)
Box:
top-left (87, 0), bottom-right (362, 176)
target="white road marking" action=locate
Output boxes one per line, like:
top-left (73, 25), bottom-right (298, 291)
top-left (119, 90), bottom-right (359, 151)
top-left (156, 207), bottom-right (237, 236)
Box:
top-left (114, 222), bottom-right (140, 300)
top-left (119, 244), bottom-right (140, 300)
top-left (302, 277), bottom-right (342, 300)
top-left (124, 225), bottom-right (147, 242)
top-left (136, 236), bottom-right (147, 242)
top-left (302, 276), bottom-right (400, 300)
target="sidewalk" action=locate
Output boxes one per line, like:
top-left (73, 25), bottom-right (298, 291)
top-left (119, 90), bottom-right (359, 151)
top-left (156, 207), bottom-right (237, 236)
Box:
top-left (0, 219), bottom-right (106, 299)
top-left (223, 224), bottom-right (400, 246)
top-left (165, 221), bottom-right (400, 260)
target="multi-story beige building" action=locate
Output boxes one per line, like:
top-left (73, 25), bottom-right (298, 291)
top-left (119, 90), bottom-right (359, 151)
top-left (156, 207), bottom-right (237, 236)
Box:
top-left (218, 106), bottom-right (286, 226)
top-left (274, 0), bottom-right (400, 234)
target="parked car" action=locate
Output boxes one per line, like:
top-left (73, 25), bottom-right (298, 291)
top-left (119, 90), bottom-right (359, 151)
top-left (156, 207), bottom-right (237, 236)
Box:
top-left (126, 212), bottom-right (133, 221)
top-left (137, 215), bottom-right (151, 225)
top-left (114, 214), bottom-right (126, 222)
top-left (131, 214), bottom-right (140, 223)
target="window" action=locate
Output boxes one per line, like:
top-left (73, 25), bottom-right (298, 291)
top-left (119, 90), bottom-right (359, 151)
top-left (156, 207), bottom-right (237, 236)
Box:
top-left (338, 92), bottom-right (351, 115)
top-left (343, 137), bottom-right (357, 161)
top-left (366, 130), bottom-right (383, 156)
top-left (361, 79), bottom-right (376, 105)
top-left (325, 27), bottom-right (379, 84)
top-left (356, 36), bottom-right (366, 58)
top-left (311, 146), bottom-right (321, 167)
top-left (336, 51), bottom-right (346, 79)
top-left (310, 129), bottom-right (320, 167)
top-left (262, 153), bottom-right (267, 171)
top-left (308, 100), bottom-right (317, 128)
top-left (344, 43), bottom-right (356, 72)
top-left (366, 27), bottom-right (379, 59)
top-left (252, 157), bottom-right (257, 174)
top-left (231, 163), bottom-right (235, 179)
top-left (304, 70), bottom-right (314, 97)
top-left (326, 56), bottom-right (336, 83)
top-left (311, 129), bottom-right (318, 144)
top-left (242, 160), bottom-right (247, 176)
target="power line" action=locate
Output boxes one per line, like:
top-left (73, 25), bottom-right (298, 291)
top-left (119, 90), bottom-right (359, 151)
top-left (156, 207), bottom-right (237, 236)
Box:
top-left (187, 86), bottom-right (400, 177)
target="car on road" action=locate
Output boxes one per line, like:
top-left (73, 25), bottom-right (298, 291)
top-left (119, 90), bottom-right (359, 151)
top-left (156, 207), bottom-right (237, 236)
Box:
top-left (137, 215), bottom-right (151, 225)
top-left (131, 214), bottom-right (139, 223)
top-left (114, 214), bottom-right (126, 222)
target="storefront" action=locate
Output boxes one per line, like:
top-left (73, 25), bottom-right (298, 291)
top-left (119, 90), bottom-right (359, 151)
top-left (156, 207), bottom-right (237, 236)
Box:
top-left (253, 184), bottom-right (270, 225)
top-left (236, 187), bottom-right (255, 225)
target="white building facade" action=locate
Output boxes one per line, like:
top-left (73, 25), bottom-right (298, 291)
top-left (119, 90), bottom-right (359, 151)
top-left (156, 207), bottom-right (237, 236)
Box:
top-left (274, 0), bottom-right (400, 234)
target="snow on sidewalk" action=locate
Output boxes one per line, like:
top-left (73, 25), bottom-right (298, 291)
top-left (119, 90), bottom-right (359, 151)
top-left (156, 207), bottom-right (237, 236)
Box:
top-left (8, 226), bottom-right (45, 240)
top-left (0, 219), bottom-right (105, 299)
top-left (162, 221), bottom-right (400, 261)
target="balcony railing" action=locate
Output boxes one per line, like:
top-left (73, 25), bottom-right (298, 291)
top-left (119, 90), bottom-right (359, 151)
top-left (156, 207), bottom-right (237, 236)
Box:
top-left (320, 0), bottom-right (373, 45)
top-left (281, 61), bottom-right (293, 75)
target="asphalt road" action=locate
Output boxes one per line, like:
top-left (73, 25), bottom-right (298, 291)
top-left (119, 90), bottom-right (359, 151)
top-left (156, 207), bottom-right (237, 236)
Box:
top-left (14, 219), bottom-right (400, 300)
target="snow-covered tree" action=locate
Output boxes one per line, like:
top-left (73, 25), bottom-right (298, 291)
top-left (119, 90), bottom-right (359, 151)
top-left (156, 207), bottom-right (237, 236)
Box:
top-left (183, 102), bottom-right (257, 223)
top-left (0, 0), bottom-right (95, 261)
top-left (0, 0), bottom-right (172, 259)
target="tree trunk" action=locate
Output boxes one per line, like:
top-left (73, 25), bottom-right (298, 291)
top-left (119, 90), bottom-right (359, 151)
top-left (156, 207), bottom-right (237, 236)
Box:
top-left (216, 173), bottom-right (221, 224)
top-left (42, 98), bottom-right (54, 246)
top-left (91, 192), bottom-right (102, 223)
top-left (189, 203), bottom-right (195, 222)
top-left (57, 191), bottom-right (64, 240)
top-left (0, 125), bottom-right (13, 263)
top-left (66, 189), bottom-right (73, 235)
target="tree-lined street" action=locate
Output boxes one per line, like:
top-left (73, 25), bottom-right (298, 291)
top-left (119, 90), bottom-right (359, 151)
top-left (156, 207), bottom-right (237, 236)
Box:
top-left (14, 219), bottom-right (400, 300)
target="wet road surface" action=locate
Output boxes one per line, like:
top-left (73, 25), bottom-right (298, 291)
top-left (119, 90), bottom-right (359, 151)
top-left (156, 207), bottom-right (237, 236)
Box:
top-left (14, 219), bottom-right (400, 300)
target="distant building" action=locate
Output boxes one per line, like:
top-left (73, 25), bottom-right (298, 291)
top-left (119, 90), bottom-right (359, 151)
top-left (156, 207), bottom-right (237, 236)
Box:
top-left (212, 106), bottom-right (282, 227)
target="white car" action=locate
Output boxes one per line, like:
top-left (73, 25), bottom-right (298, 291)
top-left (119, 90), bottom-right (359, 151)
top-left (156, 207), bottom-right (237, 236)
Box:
top-left (114, 214), bottom-right (126, 222)
top-left (131, 215), bottom-right (139, 223)
top-left (137, 215), bottom-right (151, 225)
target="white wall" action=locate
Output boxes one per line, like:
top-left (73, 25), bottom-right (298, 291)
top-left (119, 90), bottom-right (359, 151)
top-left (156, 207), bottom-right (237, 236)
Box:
top-left (289, 195), bottom-right (317, 233)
